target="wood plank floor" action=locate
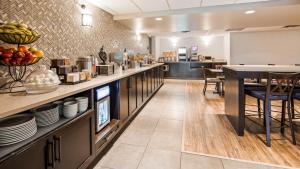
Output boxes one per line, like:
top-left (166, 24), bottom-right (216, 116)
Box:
top-left (182, 80), bottom-right (300, 168)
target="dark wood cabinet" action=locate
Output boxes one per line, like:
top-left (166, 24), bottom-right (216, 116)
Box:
top-left (151, 69), bottom-right (156, 92)
top-left (128, 76), bottom-right (137, 114)
top-left (54, 112), bottom-right (93, 169)
top-left (0, 112), bottom-right (93, 169)
top-left (142, 72), bottom-right (148, 101)
top-left (0, 137), bottom-right (48, 169)
top-left (136, 73), bottom-right (143, 107)
top-left (147, 70), bottom-right (152, 95)
top-left (119, 78), bottom-right (129, 121)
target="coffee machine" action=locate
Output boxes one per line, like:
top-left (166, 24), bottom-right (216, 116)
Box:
top-left (178, 47), bottom-right (187, 61)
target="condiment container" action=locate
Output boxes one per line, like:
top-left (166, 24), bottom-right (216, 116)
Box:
top-left (66, 73), bottom-right (80, 84)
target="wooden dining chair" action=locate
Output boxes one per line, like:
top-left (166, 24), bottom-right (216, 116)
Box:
top-left (245, 72), bottom-right (299, 147)
top-left (201, 66), bottom-right (221, 95)
top-left (291, 82), bottom-right (300, 118)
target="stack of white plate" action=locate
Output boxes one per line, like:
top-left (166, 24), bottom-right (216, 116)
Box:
top-left (0, 114), bottom-right (37, 146)
top-left (32, 104), bottom-right (59, 127)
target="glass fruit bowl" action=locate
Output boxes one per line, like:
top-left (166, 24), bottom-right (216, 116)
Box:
top-left (24, 65), bottom-right (61, 94)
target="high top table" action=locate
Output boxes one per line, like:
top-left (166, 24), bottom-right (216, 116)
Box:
top-left (223, 65), bottom-right (300, 136)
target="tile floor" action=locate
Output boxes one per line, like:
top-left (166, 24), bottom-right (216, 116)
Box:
top-left (94, 80), bottom-right (295, 169)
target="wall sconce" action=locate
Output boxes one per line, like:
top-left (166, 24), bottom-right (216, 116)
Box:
top-left (82, 14), bottom-right (92, 27)
top-left (80, 4), bottom-right (92, 27)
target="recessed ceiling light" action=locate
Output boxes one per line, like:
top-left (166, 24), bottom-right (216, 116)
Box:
top-left (245, 10), bottom-right (256, 14)
top-left (155, 17), bottom-right (163, 21)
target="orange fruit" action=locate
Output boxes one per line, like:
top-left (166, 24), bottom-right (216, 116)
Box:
top-left (18, 46), bottom-right (28, 52)
top-left (33, 50), bottom-right (44, 57)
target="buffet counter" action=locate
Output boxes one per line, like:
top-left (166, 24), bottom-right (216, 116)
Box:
top-left (164, 61), bottom-right (227, 79)
top-left (0, 63), bottom-right (165, 169)
top-left (0, 63), bottom-right (164, 119)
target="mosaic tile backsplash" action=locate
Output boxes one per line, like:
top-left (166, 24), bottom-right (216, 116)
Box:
top-left (0, 0), bottom-right (150, 68)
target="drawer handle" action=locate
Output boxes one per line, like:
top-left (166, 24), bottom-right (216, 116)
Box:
top-left (46, 140), bottom-right (55, 168)
top-left (54, 136), bottom-right (62, 162)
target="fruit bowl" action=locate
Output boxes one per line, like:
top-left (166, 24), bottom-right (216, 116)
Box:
top-left (0, 32), bottom-right (40, 44)
top-left (0, 56), bottom-right (42, 66)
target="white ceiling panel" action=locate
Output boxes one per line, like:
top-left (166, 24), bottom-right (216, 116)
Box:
top-left (117, 4), bottom-right (300, 33)
top-left (167, 0), bottom-right (201, 10)
top-left (95, 0), bottom-right (141, 14)
top-left (202, 0), bottom-right (236, 7)
top-left (236, 0), bottom-right (271, 3)
top-left (132, 0), bottom-right (169, 12)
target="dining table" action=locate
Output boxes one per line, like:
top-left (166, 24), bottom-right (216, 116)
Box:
top-left (223, 65), bottom-right (300, 136)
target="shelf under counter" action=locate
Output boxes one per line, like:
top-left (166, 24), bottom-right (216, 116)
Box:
top-left (0, 109), bottom-right (93, 163)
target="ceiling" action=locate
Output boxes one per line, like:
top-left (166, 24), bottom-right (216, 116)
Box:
top-left (88, 0), bottom-right (272, 15)
top-left (87, 0), bottom-right (300, 35)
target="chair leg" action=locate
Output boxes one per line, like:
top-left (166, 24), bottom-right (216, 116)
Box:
top-left (263, 101), bottom-right (266, 127)
top-left (287, 100), bottom-right (296, 145)
top-left (291, 99), bottom-right (295, 119)
top-left (203, 81), bottom-right (207, 95)
top-left (257, 99), bottom-right (261, 118)
top-left (264, 100), bottom-right (271, 147)
top-left (281, 101), bottom-right (286, 134)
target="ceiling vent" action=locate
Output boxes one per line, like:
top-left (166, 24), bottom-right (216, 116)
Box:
top-left (225, 28), bottom-right (245, 32)
top-left (283, 25), bottom-right (300, 28)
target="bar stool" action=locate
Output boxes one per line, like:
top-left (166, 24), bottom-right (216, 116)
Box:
top-left (201, 66), bottom-right (221, 95)
top-left (245, 72), bottom-right (299, 147)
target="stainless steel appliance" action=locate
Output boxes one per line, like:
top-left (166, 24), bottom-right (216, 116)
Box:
top-left (95, 86), bottom-right (110, 132)
top-left (178, 47), bottom-right (187, 61)
top-left (190, 45), bottom-right (199, 61)
top-left (77, 56), bottom-right (92, 72)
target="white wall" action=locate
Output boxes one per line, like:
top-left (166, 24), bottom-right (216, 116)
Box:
top-left (230, 30), bottom-right (300, 65)
top-left (156, 35), bottom-right (227, 60)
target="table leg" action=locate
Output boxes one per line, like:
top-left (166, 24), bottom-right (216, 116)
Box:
top-left (225, 77), bottom-right (245, 136)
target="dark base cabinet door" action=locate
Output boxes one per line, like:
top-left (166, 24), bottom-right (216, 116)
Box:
top-left (147, 70), bottom-right (152, 95)
top-left (0, 137), bottom-right (48, 169)
top-left (142, 72), bottom-right (148, 101)
top-left (152, 69), bottom-right (156, 92)
top-left (137, 73), bottom-right (143, 107)
top-left (128, 76), bottom-right (137, 114)
top-left (119, 78), bottom-right (129, 121)
top-left (55, 113), bottom-right (93, 169)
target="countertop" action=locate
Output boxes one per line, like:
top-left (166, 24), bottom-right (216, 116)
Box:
top-left (164, 60), bottom-right (227, 63)
top-left (0, 63), bottom-right (164, 119)
top-left (223, 65), bottom-right (300, 72)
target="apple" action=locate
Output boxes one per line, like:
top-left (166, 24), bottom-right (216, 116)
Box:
top-left (9, 59), bottom-right (16, 66)
top-left (24, 51), bottom-right (33, 58)
top-left (14, 51), bottom-right (25, 58)
top-left (1, 51), bottom-right (13, 58)
top-left (17, 57), bottom-right (23, 65)
top-left (3, 58), bottom-right (10, 64)
top-left (0, 47), bottom-right (4, 52)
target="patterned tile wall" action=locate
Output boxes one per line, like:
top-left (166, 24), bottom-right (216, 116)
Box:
top-left (0, 0), bottom-right (149, 68)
